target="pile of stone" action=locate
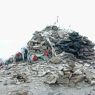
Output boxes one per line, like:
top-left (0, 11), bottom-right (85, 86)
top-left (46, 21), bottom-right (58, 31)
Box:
top-left (1, 25), bottom-right (95, 95)
top-left (27, 25), bottom-right (95, 59)
top-left (1, 25), bottom-right (95, 89)
top-left (55, 32), bottom-right (95, 59)
top-left (26, 25), bottom-right (95, 86)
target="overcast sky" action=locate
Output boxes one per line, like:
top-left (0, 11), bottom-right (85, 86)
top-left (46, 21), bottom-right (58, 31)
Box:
top-left (0, 0), bottom-right (95, 60)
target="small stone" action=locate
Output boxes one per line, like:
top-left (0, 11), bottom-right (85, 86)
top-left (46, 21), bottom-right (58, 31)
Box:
top-left (92, 88), bottom-right (95, 91)
top-left (90, 80), bottom-right (95, 86)
top-left (10, 80), bottom-right (17, 84)
top-left (76, 87), bottom-right (81, 89)
top-left (44, 73), bottom-right (59, 84)
top-left (68, 60), bottom-right (75, 68)
top-left (48, 92), bottom-right (54, 95)
top-left (15, 91), bottom-right (28, 95)
top-left (49, 57), bottom-right (62, 64)
top-left (57, 77), bottom-right (69, 84)
top-left (70, 75), bottom-right (85, 84)
top-left (74, 69), bottom-right (82, 75)
top-left (55, 92), bottom-right (63, 95)
top-left (8, 92), bottom-right (11, 95)
top-left (84, 63), bottom-right (90, 67)
top-left (3, 80), bottom-right (8, 85)
top-left (16, 81), bottom-right (21, 85)
top-left (58, 71), bottom-right (64, 76)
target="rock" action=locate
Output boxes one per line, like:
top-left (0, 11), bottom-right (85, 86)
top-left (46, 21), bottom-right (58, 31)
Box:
top-left (76, 87), bottom-right (81, 89)
top-left (49, 56), bottom-right (62, 64)
top-left (70, 75), bottom-right (85, 84)
top-left (57, 70), bottom-right (70, 84)
top-left (90, 80), bottom-right (95, 86)
top-left (84, 70), bottom-right (95, 85)
top-left (58, 71), bottom-right (64, 76)
top-left (3, 79), bottom-right (8, 85)
top-left (57, 76), bottom-right (69, 84)
top-left (17, 91), bottom-right (28, 95)
top-left (62, 64), bottom-right (72, 72)
top-left (9, 79), bottom-right (17, 84)
top-left (64, 71), bottom-right (71, 78)
top-left (16, 81), bottom-right (21, 85)
top-left (74, 69), bottom-right (83, 75)
top-left (84, 63), bottom-right (90, 67)
top-left (12, 73), bottom-right (28, 82)
top-left (58, 30), bottom-right (69, 39)
top-left (28, 91), bottom-right (33, 95)
top-left (48, 92), bottom-right (55, 95)
top-left (67, 60), bottom-right (75, 69)
top-left (9, 91), bottom-right (28, 95)
top-left (38, 71), bottom-right (49, 77)
top-left (44, 73), bottom-right (59, 84)
top-left (59, 52), bottom-right (76, 61)
top-left (84, 69), bottom-right (95, 83)
top-left (74, 62), bottom-right (83, 68)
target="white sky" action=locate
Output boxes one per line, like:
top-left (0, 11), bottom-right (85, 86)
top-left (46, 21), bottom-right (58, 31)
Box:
top-left (0, 0), bottom-right (95, 60)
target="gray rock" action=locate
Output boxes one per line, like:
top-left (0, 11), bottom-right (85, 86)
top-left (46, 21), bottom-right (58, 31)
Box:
top-left (70, 75), bottom-right (85, 84)
top-left (44, 73), bottom-right (59, 84)
top-left (74, 69), bottom-right (83, 75)
top-left (3, 79), bottom-right (8, 85)
top-left (49, 57), bottom-right (62, 64)
top-left (57, 76), bottom-right (69, 84)
top-left (90, 80), bottom-right (95, 86)
top-left (9, 79), bottom-right (17, 84)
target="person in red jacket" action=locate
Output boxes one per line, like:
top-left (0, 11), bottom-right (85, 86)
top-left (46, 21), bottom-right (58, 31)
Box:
top-left (15, 52), bottom-right (23, 62)
top-left (32, 54), bottom-right (38, 61)
top-left (43, 47), bottom-right (52, 57)
top-left (44, 50), bottom-right (49, 57)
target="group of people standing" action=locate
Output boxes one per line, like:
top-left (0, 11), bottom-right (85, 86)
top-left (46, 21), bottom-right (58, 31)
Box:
top-left (4, 46), bottom-right (51, 65)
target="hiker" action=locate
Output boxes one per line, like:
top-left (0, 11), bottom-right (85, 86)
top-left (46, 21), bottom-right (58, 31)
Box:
top-left (44, 50), bottom-right (49, 57)
top-left (27, 52), bottom-right (32, 63)
top-left (24, 48), bottom-right (28, 61)
top-left (21, 47), bottom-right (28, 61)
top-left (15, 52), bottom-right (23, 62)
top-left (43, 47), bottom-right (52, 58)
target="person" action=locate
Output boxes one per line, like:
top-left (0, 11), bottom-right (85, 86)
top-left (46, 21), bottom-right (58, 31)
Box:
top-left (43, 47), bottom-right (52, 58)
top-left (27, 52), bottom-right (32, 63)
top-left (15, 52), bottom-right (23, 62)
top-left (24, 48), bottom-right (28, 61)
top-left (44, 50), bottom-right (49, 57)
top-left (21, 47), bottom-right (28, 61)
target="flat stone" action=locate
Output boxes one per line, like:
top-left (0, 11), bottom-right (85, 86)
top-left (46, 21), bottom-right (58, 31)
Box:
top-left (74, 69), bottom-right (83, 75)
top-left (44, 73), bottom-right (59, 84)
top-left (90, 80), bottom-right (95, 85)
top-left (3, 79), bottom-right (8, 85)
top-left (70, 75), bottom-right (85, 84)
top-left (49, 57), bottom-right (62, 64)
top-left (57, 77), bottom-right (69, 84)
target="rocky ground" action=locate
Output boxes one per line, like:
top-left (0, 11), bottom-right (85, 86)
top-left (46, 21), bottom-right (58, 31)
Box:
top-left (1, 59), bottom-right (95, 95)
